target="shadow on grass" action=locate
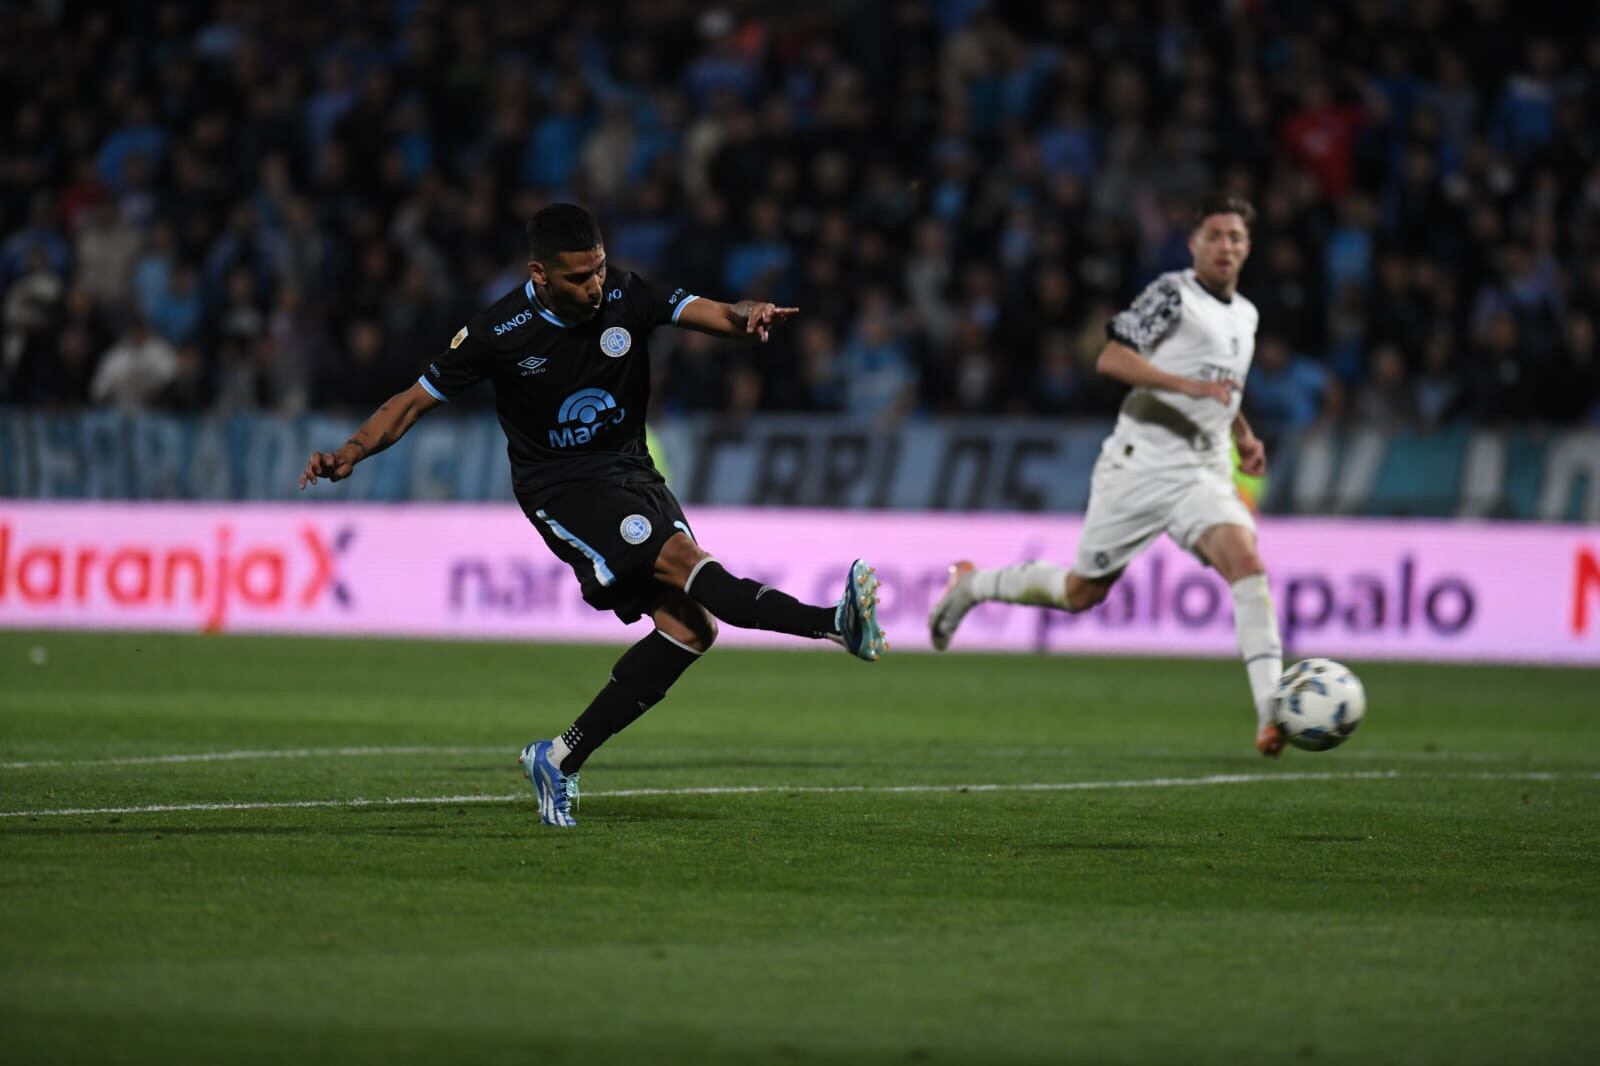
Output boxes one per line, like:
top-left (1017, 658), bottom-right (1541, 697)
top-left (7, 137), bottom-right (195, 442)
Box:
top-left (0, 798), bottom-right (731, 836)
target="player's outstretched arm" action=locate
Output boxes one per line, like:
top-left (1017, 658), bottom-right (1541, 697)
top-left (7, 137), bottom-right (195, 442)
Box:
top-left (299, 380), bottom-right (441, 489)
top-left (674, 297), bottom-right (798, 343)
top-left (1095, 340), bottom-right (1236, 405)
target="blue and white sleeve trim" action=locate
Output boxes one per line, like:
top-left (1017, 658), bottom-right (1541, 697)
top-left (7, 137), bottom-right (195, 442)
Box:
top-left (670, 294), bottom-right (700, 323)
top-left (417, 375), bottom-right (447, 402)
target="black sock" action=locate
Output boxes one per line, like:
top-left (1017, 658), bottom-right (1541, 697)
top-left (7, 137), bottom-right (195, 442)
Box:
top-left (559, 630), bottom-right (701, 773)
top-left (684, 560), bottom-right (838, 639)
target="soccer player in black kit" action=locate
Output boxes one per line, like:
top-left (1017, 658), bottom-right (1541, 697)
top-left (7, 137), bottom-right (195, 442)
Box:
top-left (300, 204), bottom-right (886, 828)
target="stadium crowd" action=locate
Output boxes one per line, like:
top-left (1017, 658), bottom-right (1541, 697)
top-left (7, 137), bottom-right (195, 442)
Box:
top-left (2, 0), bottom-right (1598, 441)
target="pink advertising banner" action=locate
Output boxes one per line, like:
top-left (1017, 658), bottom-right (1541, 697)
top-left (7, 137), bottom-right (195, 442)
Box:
top-left (0, 502), bottom-right (1597, 665)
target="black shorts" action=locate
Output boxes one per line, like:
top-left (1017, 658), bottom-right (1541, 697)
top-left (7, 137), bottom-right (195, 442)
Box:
top-left (519, 479), bottom-right (695, 624)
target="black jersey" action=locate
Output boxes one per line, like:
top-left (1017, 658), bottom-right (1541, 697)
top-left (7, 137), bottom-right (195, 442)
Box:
top-left (418, 271), bottom-right (697, 501)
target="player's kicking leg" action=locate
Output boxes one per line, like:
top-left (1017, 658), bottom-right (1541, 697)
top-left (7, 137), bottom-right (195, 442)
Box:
top-left (929, 561), bottom-right (1116, 650)
top-left (932, 454), bottom-right (1165, 650)
top-left (1193, 524), bottom-right (1285, 757)
top-left (657, 534), bottom-right (887, 662)
top-left (521, 590), bottom-right (713, 827)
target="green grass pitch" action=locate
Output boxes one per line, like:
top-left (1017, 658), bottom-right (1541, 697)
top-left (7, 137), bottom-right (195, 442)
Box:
top-left (2, 631), bottom-right (1597, 1065)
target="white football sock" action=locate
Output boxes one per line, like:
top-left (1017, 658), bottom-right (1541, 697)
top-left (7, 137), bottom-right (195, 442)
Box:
top-left (968, 562), bottom-right (1071, 608)
top-left (1231, 573), bottom-right (1283, 727)
top-left (549, 735), bottom-right (573, 770)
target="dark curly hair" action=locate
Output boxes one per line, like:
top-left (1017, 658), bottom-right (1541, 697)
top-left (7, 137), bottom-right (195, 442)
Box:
top-left (1192, 193), bottom-right (1256, 232)
top-left (525, 203), bottom-right (603, 262)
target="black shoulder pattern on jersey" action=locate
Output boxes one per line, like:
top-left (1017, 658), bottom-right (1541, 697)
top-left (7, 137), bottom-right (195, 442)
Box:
top-left (1106, 276), bottom-right (1183, 354)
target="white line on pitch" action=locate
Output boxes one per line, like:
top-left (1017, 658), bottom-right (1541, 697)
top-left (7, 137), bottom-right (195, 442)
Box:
top-left (0, 745), bottom-right (507, 770)
top-left (0, 744), bottom-right (1540, 771)
top-left (2, 770), bottom-right (1595, 820)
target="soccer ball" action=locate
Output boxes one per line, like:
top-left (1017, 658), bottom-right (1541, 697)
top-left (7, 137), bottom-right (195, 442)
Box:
top-left (1273, 658), bottom-right (1366, 751)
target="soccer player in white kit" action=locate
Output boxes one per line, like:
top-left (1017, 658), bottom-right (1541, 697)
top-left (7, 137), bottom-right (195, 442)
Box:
top-left (929, 194), bottom-right (1289, 757)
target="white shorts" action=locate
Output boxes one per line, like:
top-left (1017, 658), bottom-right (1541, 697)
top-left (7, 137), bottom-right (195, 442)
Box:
top-left (1074, 454), bottom-right (1256, 579)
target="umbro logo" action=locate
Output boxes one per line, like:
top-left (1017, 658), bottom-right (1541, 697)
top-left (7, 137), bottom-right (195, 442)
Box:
top-left (518, 355), bottom-right (548, 376)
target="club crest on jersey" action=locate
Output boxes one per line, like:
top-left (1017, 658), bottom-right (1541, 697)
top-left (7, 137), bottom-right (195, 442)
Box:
top-left (518, 355), bottom-right (548, 376)
top-left (620, 514), bottom-right (652, 545)
top-left (600, 327), bottom-right (632, 358)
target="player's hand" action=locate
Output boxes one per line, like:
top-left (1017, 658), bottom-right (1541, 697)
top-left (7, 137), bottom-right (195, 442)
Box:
top-left (299, 450), bottom-right (354, 489)
top-left (1182, 377), bottom-right (1237, 405)
top-left (1236, 433), bottom-right (1267, 476)
top-left (745, 303), bottom-right (798, 342)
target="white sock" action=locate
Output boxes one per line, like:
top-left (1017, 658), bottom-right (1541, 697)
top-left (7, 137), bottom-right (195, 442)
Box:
top-left (1231, 573), bottom-right (1283, 727)
top-left (968, 562), bottom-right (1071, 608)
top-left (549, 735), bottom-right (572, 770)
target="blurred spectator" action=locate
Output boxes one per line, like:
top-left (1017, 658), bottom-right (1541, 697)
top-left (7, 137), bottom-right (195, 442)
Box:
top-left (90, 319), bottom-right (180, 409)
top-left (837, 288), bottom-right (918, 419)
top-left (948, 319), bottom-right (1002, 413)
top-left (1, 194), bottom-right (70, 290)
top-left (132, 222), bottom-right (179, 321)
top-left (74, 202), bottom-right (141, 312)
top-left (1353, 344), bottom-right (1418, 430)
top-left (524, 79), bottom-right (592, 192)
top-left (150, 265), bottom-right (205, 346)
top-left (1551, 312), bottom-right (1599, 423)
top-left (1, 247), bottom-right (64, 401)
top-left (46, 325), bottom-right (100, 408)
top-left (1324, 196), bottom-right (1378, 301)
top-left (1031, 330), bottom-right (1085, 416)
top-left (0, 0), bottom-right (1593, 430)
top-left (1252, 238), bottom-right (1322, 354)
top-left (97, 96), bottom-right (170, 193)
top-left (1467, 308), bottom-right (1525, 421)
top-left (1281, 79), bottom-right (1365, 201)
top-left (160, 343), bottom-right (212, 412)
top-left (1415, 332), bottom-right (1465, 431)
top-left (1490, 39), bottom-right (1561, 159)
top-left (790, 319), bottom-right (842, 412)
top-left (905, 219), bottom-right (956, 349)
top-left (722, 198), bottom-right (793, 300)
top-left (1246, 336), bottom-right (1334, 446)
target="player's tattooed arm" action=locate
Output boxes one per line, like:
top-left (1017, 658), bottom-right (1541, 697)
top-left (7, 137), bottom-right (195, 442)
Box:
top-left (1232, 411), bottom-right (1267, 475)
top-left (299, 381), bottom-right (441, 489)
top-left (1095, 340), bottom-right (1237, 404)
top-left (675, 297), bottom-right (799, 342)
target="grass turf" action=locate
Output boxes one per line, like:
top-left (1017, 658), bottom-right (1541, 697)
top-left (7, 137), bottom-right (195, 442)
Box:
top-left (1, 631), bottom-right (1597, 1065)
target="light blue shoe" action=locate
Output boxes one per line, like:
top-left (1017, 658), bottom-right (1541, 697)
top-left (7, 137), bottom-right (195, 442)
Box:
top-left (833, 558), bottom-right (887, 661)
top-left (519, 740), bottom-right (578, 828)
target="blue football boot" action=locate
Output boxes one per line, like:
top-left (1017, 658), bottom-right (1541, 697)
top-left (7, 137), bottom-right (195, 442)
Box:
top-left (519, 740), bottom-right (578, 827)
top-left (833, 558), bottom-right (887, 661)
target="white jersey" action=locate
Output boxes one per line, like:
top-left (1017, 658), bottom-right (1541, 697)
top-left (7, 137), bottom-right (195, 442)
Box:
top-left (1103, 269), bottom-right (1258, 475)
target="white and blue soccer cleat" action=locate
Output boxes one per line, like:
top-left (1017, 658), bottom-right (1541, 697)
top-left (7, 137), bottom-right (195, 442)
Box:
top-left (519, 740), bottom-right (579, 828)
top-left (833, 558), bottom-right (887, 661)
